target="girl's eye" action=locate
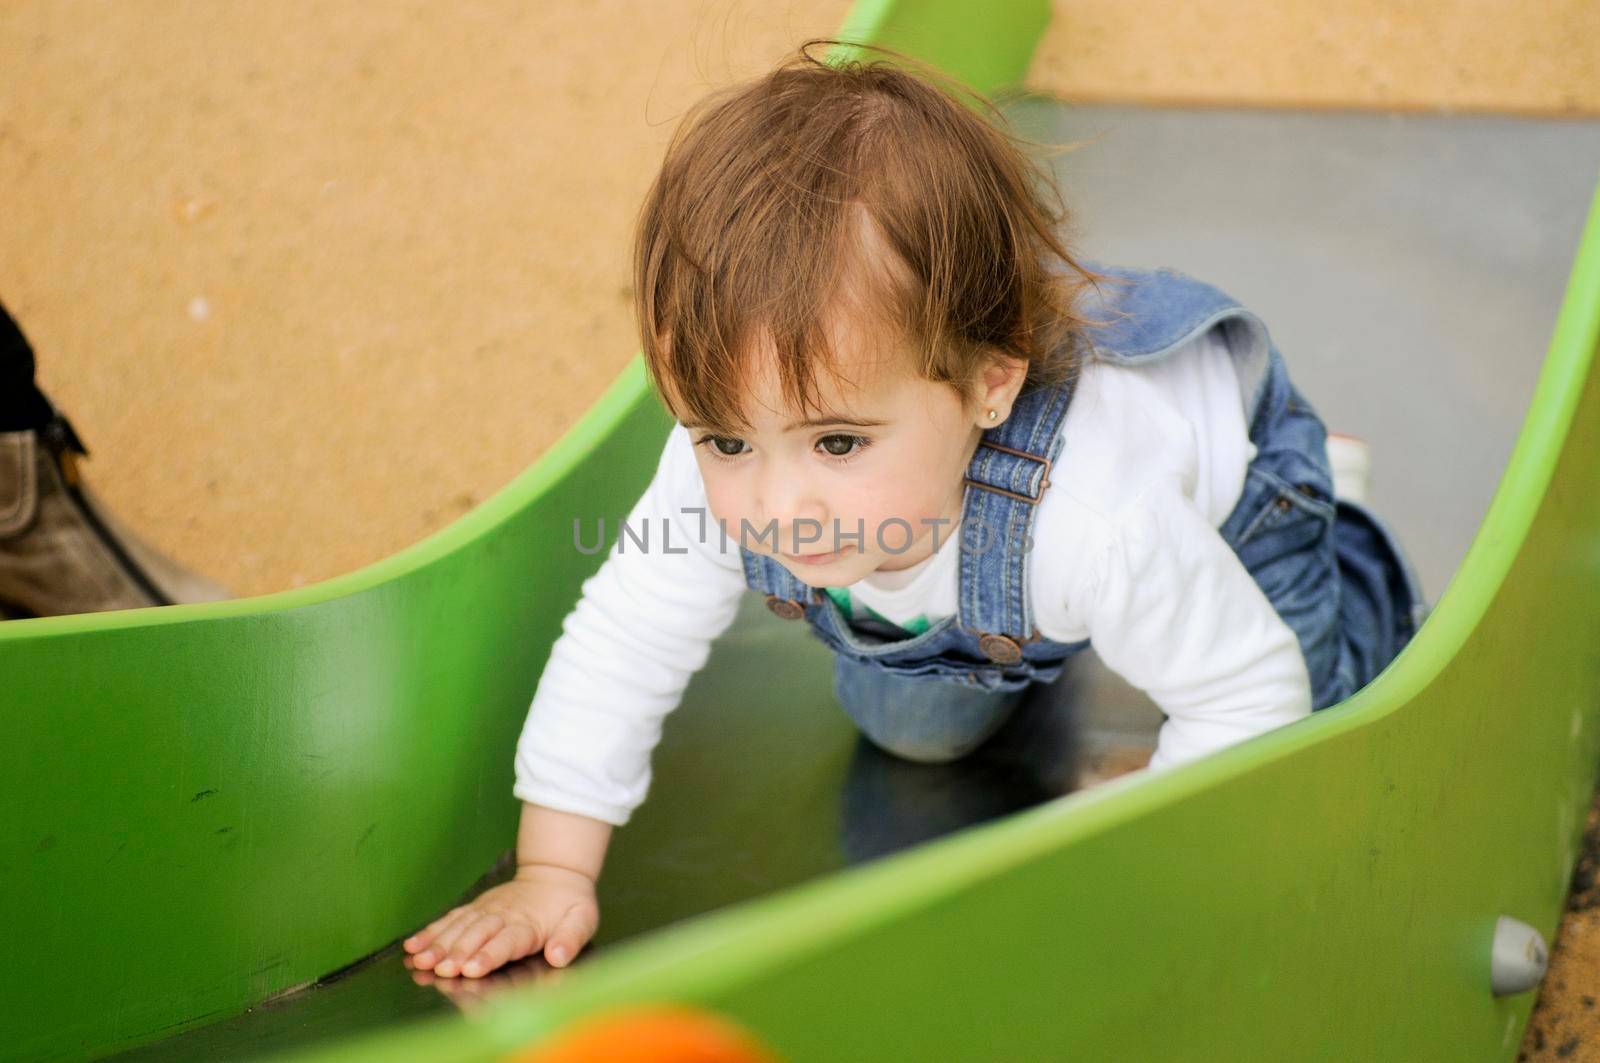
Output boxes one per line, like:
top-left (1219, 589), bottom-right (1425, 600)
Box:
top-left (818, 433), bottom-right (872, 461)
top-left (693, 433), bottom-right (874, 463)
top-left (697, 435), bottom-right (747, 459)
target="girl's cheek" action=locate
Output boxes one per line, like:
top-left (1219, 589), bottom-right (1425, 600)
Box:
top-left (864, 483), bottom-right (927, 527)
top-left (701, 484), bottom-right (750, 537)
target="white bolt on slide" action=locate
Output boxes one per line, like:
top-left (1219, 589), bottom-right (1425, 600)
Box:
top-left (1490, 915), bottom-right (1549, 996)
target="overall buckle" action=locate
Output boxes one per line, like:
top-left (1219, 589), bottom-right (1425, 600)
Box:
top-left (962, 440), bottom-right (1052, 504)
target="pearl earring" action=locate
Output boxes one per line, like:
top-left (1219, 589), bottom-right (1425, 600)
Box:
top-left (985, 408), bottom-right (999, 422)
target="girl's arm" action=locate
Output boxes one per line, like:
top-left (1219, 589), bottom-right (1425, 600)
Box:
top-left (405, 428), bottom-right (744, 980)
top-left (513, 423), bottom-right (748, 826)
top-left (517, 801), bottom-right (612, 880)
top-left (1077, 479), bottom-right (1313, 773)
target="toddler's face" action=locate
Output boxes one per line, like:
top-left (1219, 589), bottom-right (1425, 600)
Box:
top-left (682, 329), bottom-right (1019, 587)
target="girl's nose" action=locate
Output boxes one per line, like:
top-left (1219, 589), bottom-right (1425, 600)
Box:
top-left (756, 473), bottom-right (827, 551)
top-left (782, 514), bottom-right (832, 553)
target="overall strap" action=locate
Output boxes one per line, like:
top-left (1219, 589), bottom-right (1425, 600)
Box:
top-left (741, 538), bottom-right (817, 619)
top-left (956, 369), bottom-right (1078, 657)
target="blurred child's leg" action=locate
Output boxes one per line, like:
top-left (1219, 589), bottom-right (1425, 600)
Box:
top-left (1327, 497), bottom-right (1429, 693)
top-left (1221, 366), bottom-right (1428, 709)
top-left (832, 653), bottom-right (1027, 763)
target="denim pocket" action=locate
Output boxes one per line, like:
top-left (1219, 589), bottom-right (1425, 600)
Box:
top-left (1233, 465), bottom-right (1336, 554)
top-left (836, 654), bottom-right (986, 695)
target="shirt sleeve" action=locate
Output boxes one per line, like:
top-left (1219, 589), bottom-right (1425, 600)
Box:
top-left (512, 424), bottom-right (748, 825)
top-left (1074, 477), bottom-right (1313, 774)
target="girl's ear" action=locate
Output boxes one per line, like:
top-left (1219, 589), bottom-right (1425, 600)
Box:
top-left (971, 350), bottom-right (1029, 426)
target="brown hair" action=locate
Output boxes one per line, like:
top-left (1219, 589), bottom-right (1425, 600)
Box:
top-left (631, 38), bottom-right (1122, 434)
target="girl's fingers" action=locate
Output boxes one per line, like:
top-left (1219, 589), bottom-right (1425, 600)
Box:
top-left (460, 921), bottom-right (540, 978)
top-left (434, 912), bottom-right (508, 977)
top-left (404, 905), bottom-right (467, 954)
top-left (541, 904), bottom-right (599, 968)
top-left (414, 907), bottom-right (479, 969)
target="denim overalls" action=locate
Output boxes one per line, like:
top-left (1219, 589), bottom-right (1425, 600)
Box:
top-left (739, 262), bottom-right (1427, 762)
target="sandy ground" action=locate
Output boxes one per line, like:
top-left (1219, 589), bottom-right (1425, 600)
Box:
top-left (1522, 803), bottom-right (1600, 1061)
top-left (1, 2), bottom-right (1594, 1057)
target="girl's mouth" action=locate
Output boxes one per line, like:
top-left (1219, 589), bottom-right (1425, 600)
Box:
top-left (782, 545), bottom-right (855, 566)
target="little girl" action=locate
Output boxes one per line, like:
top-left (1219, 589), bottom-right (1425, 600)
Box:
top-left (404, 41), bottom-right (1426, 981)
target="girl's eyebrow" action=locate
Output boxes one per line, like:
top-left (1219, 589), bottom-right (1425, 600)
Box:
top-left (680, 416), bottom-right (888, 432)
top-left (784, 416), bottom-right (888, 431)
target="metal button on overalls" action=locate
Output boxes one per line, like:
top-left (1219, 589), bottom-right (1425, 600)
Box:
top-left (978, 633), bottom-right (1022, 664)
top-left (764, 593), bottom-right (805, 620)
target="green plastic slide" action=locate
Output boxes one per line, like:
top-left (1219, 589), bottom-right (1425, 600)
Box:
top-left (5, 1), bottom-right (1599, 1059)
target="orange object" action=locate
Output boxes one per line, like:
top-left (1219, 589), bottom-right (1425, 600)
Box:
top-left (505, 1004), bottom-right (782, 1063)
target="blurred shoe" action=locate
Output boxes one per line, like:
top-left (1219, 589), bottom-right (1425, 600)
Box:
top-left (0, 405), bottom-right (232, 619)
top-left (1326, 432), bottom-right (1372, 505)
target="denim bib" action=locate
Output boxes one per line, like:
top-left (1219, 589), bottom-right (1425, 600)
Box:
top-left (738, 261), bottom-right (1425, 708)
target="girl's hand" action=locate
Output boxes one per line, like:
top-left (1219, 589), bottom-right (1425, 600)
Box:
top-left (402, 863), bottom-right (599, 978)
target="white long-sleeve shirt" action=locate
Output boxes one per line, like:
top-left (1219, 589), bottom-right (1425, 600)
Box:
top-left (513, 329), bottom-right (1313, 825)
